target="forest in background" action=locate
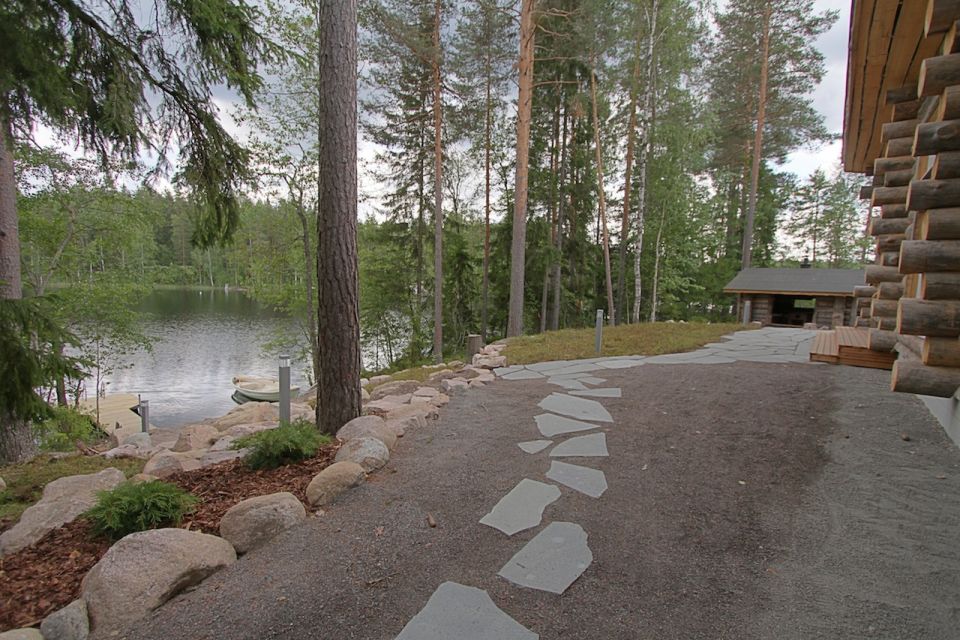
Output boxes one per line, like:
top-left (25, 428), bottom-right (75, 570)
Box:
top-left (15, 0), bottom-right (871, 377)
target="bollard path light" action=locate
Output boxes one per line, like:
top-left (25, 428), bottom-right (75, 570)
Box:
top-left (279, 354), bottom-right (291, 424)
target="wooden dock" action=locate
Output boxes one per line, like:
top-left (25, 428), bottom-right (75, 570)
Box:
top-left (809, 327), bottom-right (896, 370)
top-left (78, 393), bottom-right (149, 444)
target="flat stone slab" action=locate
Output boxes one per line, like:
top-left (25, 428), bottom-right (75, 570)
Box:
top-left (543, 363), bottom-right (605, 377)
top-left (546, 378), bottom-right (588, 391)
top-left (534, 413), bottom-right (600, 438)
top-left (395, 581), bottom-right (537, 640)
top-left (518, 440), bottom-right (552, 454)
top-left (493, 365), bottom-right (526, 377)
top-left (538, 393), bottom-right (613, 423)
top-left (595, 359), bottom-right (643, 369)
top-left (480, 479), bottom-right (561, 535)
top-left (570, 388), bottom-right (621, 398)
top-left (550, 433), bottom-right (608, 457)
top-left (576, 376), bottom-right (607, 386)
top-left (546, 461), bottom-right (608, 498)
top-left (502, 369), bottom-right (546, 381)
top-left (498, 522), bottom-right (593, 595)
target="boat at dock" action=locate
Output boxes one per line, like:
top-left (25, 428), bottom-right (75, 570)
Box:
top-left (232, 375), bottom-right (300, 402)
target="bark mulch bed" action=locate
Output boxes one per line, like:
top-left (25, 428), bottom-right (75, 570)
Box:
top-left (0, 443), bottom-right (339, 631)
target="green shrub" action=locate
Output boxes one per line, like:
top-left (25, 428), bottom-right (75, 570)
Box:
top-left (33, 405), bottom-right (104, 452)
top-left (85, 480), bottom-right (198, 540)
top-left (234, 419), bottom-right (330, 470)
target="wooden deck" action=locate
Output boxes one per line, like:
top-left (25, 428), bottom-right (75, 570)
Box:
top-left (809, 327), bottom-right (896, 370)
top-left (78, 393), bottom-right (149, 443)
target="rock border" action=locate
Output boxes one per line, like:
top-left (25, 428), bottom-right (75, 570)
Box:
top-left (4, 349), bottom-right (510, 638)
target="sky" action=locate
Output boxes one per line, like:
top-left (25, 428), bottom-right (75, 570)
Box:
top-left (776, 0), bottom-right (850, 179)
top-left (33, 0), bottom-right (854, 201)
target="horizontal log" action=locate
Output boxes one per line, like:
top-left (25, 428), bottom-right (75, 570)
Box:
top-left (857, 298), bottom-right (871, 312)
top-left (932, 151), bottom-right (960, 179)
top-left (883, 168), bottom-right (914, 187)
top-left (875, 316), bottom-right (898, 330)
top-left (892, 99), bottom-right (921, 121)
top-left (859, 185), bottom-right (873, 200)
top-left (926, 0), bottom-right (960, 35)
top-left (881, 251), bottom-right (901, 267)
top-left (892, 359), bottom-right (960, 397)
top-left (853, 285), bottom-right (877, 297)
top-left (918, 208), bottom-right (960, 239)
top-left (924, 336), bottom-right (960, 366)
top-left (937, 86), bottom-right (960, 121)
top-left (865, 265), bottom-right (903, 284)
top-left (869, 217), bottom-right (911, 236)
top-left (877, 281), bottom-right (905, 299)
top-left (919, 54), bottom-right (960, 98)
top-left (883, 119), bottom-right (919, 142)
top-left (897, 298), bottom-right (960, 337)
top-left (871, 298), bottom-right (899, 317)
top-left (872, 186), bottom-right (909, 207)
top-left (873, 174), bottom-right (885, 187)
top-left (921, 271), bottom-right (960, 299)
top-left (855, 317), bottom-right (871, 328)
top-left (907, 178), bottom-right (960, 211)
top-left (899, 240), bottom-right (960, 273)
top-left (887, 85), bottom-right (919, 104)
top-left (868, 328), bottom-right (898, 352)
top-left (874, 156), bottom-right (916, 176)
top-left (876, 234), bottom-right (906, 252)
top-left (914, 119), bottom-right (960, 156)
top-left (859, 306), bottom-right (871, 319)
top-left (945, 21), bottom-right (960, 55)
top-left (886, 137), bottom-right (914, 157)
top-left (898, 334), bottom-right (925, 359)
top-left (881, 203), bottom-right (908, 219)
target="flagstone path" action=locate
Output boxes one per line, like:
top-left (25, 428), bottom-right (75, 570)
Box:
top-left (125, 326), bottom-right (960, 640)
top-left (393, 327), bottom-right (814, 636)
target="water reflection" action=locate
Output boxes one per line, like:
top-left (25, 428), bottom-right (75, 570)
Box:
top-left (103, 288), bottom-right (308, 428)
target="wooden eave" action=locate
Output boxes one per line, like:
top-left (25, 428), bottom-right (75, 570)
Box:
top-left (842, 0), bottom-right (945, 173)
top-left (723, 289), bottom-right (852, 297)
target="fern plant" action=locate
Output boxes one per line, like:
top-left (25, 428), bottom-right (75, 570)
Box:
top-left (85, 481), bottom-right (198, 540)
top-left (234, 419), bottom-right (330, 470)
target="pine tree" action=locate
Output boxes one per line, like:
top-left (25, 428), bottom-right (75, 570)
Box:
top-left (0, 0), bottom-right (279, 462)
top-left (707, 0), bottom-right (836, 268)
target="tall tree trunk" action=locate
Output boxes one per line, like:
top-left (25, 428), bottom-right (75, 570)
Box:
top-left (631, 0), bottom-right (658, 324)
top-left (590, 55), bottom-right (615, 326)
top-left (0, 100), bottom-right (36, 463)
top-left (649, 207), bottom-right (666, 322)
top-left (741, 2), bottom-right (771, 270)
top-left (432, 0), bottom-right (444, 363)
top-left (551, 105), bottom-right (568, 331)
top-left (617, 50), bottom-right (641, 325)
top-left (316, 0), bottom-right (361, 434)
top-left (296, 204), bottom-right (320, 384)
top-left (0, 106), bottom-right (21, 300)
top-left (481, 59), bottom-right (492, 342)
top-left (507, 0), bottom-right (536, 337)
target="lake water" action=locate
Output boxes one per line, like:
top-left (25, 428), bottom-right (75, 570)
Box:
top-left (102, 289), bottom-right (309, 428)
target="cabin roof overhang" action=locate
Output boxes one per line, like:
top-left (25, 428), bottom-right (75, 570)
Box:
top-left (842, 0), bottom-right (945, 174)
top-left (723, 268), bottom-right (866, 296)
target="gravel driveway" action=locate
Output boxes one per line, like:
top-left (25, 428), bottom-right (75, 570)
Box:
top-left (121, 348), bottom-right (960, 640)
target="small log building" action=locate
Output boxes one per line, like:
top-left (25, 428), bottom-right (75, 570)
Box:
top-left (843, 0), bottom-right (960, 404)
top-left (724, 268), bottom-right (864, 328)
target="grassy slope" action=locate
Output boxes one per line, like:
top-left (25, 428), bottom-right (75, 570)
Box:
top-left (0, 455), bottom-right (144, 528)
top-left (502, 322), bottom-right (749, 365)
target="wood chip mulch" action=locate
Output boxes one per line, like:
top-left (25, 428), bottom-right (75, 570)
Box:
top-left (0, 443), bottom-right (339, 631)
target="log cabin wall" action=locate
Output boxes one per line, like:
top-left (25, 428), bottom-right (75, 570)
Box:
top-left (849, 0), bottom-right (960, 398)
top-left (746, 294), bottom-right (774, 324)
top-left (814, 297), bottom-right (837, 327)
